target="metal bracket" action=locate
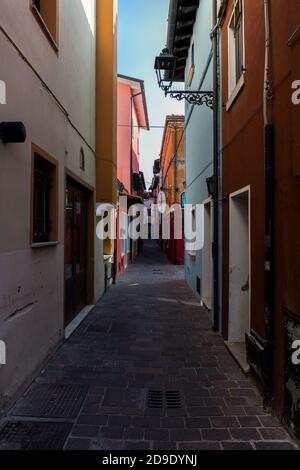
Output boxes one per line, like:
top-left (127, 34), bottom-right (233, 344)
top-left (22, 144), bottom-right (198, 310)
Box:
top-left (165, 90), bottom-right (214, 109)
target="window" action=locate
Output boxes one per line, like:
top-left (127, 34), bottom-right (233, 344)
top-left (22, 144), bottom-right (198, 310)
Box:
top-left (228, 0), bottom-right (244, 98)
top-left (32, 151), bottom-right (57, 244)
top-left (32, 0), bottom-right (58, 47)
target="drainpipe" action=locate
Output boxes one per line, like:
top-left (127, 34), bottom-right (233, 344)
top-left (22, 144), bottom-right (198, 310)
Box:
top-left (212, 0), bottom-right (220, 331)
top-left (263, 0), bottom-right (275, 409)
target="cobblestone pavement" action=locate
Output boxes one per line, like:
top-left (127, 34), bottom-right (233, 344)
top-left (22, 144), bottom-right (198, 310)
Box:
top-left (2, 241), bottom-right (298, 450)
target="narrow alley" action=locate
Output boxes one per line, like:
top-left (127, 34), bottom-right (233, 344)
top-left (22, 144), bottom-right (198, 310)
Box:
top-left (0, 241), bottom-right (297, 451)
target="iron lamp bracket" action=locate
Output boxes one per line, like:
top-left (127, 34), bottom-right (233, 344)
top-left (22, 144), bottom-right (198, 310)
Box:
top-left (165, 90), bottom-right (214, 109)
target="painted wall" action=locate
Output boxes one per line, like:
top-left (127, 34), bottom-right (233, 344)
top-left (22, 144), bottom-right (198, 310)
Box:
top-left (117, 81), bottom-right (140, 193)
top-left (221, 0), bottom-right (300, 437)
top-left (0, 0), bottom-right (105, 408)
top-left (270, 0), bottom-right (300, 431)
top-left (221, 0), bottom-right (265, 341)
top-left (116, 78), bottom-right (142, 277)
top-left (160, 116), bottom-right (185, 265)
top-left (160, 116), bottom-right (185, 207)
top-left (184, 1), bottom-right (214, 309)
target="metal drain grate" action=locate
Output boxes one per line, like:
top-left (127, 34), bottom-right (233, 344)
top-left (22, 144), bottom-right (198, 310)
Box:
top-left (147, 390), bottom-right (182, 409)
top-left (12, 383), bottom-right (88, 419)
top-left (165, 390), bottom-right (182, 409)
top-left (0, 421), bottom-right (72, 450)
top-left (148, 390), bottom-right (164, 408)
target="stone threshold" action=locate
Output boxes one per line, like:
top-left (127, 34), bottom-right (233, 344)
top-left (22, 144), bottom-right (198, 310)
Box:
top-left (64, 305), bottom-right (94, 340)
top-left (225, 340), bottom-right (250, 374)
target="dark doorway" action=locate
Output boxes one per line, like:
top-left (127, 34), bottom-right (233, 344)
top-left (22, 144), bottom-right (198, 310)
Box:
top-left (65, 178), bottom-right (88, 326)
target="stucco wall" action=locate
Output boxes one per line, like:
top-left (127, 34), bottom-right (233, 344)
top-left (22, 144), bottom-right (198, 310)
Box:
top-left (184, 1), bottom-right (213, 308)
top-left (0, 0), bottom-right (104, 408)
top-left (117, 81), bottom-right (140, 192)
top-left (221, 0), bottom-right (266, 339)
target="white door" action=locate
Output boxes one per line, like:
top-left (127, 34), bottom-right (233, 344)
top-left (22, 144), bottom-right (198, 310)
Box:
top-left (228, 188), bottom-right (250, 343)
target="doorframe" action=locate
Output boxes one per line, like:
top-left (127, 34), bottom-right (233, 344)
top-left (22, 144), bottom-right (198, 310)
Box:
top-left (228, 185), bottom-right (251, 341)
top-left (202, 196), bottom-right (213, 310)
top-left (64, 169), bottom-right (95, 326)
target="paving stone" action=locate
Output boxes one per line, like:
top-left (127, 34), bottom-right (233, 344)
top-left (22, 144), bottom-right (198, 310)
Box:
top-left (258, 415), bottom-right (282, 427)
top-left (102, 388), bottom-right (143, 408)
top-left (77, 415), bottom-right (108, 426)
top-left (71, 425), bottom-right (99, 438)
top-left (161, 417), bottom-right (185, 428)
top-left (108, 416), bottom-right (132, 427)
top-left (145, 428), bottom-right (169, 441)
top-left (1, 241), bottom-right (296, 451)
top-left (201, 429), bottom-right (231, 441)
top-left (123, 428), bottom-right (145, 440)
top-left (188, 406), bottom-right (223, 417)
top-left (230, 428), bottom-right (261, 441)
top-left (259, 428), bottom-right (289, 440)
top-left (254, 441), bottom-right (297, 450)
top-left (178, 442), bottom-right (221, 450)
top-left (244, 406), bottom-right (268, 416)
top-left (229, 389), bottom-right (257, 398)
top-left (238, 416), bottom-right (261, 428)
top-left (211, 416), bottom-right (240, 428)
top-left (64, 438), bottom-right (92, 450)
top-left (100, 426), bottom-right (124, 440)
top-left (131, 416), bottom-right (160, 428)
top-left (153, 441), bottom-right (177, 450)
top-left (170, 429), bottom-right (201, 442)
top-left (222, 406), bottom-right (246, 416)
top-left (185, 418), bottom-right (211, 428)
top-left (222, 442), bottom-right (254, 450)
top-left (124, 441), bottom-right (151, 450)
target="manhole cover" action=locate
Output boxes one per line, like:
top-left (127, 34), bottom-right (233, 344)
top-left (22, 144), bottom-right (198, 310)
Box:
top-left (12, 384), bottom-right (88, 419)
top-left (147, 390), bottom-right (182, 409)
top-left (0, 421), bottom-right (72, 450)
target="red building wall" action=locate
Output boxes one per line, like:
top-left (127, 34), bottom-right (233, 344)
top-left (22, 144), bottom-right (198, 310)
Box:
top-left (221, 0), bottom-right (300, 436)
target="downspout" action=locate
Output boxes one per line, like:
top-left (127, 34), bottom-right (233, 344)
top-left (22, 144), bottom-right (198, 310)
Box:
top-left (263, 0), bottom-right (275, 409)
top-left (212, 0), bottom-right (220, 331)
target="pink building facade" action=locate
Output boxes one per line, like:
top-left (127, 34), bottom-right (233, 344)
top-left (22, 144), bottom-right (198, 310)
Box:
top-left (116, 75), bottom-right (149, 276)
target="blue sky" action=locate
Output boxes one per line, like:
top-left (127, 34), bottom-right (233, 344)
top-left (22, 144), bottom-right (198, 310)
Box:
top-left (118, 0), bottom-right (184, 188)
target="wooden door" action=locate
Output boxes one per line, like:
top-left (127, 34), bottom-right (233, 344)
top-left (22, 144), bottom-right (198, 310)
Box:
top-left (65, 178), bottom-right (88, 326)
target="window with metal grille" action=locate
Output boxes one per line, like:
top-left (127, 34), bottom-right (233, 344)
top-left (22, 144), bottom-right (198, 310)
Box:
top-left (33, 154), bottom-right (56, 244)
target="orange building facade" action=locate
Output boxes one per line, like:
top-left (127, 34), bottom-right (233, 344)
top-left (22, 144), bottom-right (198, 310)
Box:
top-left (160, 115), bottom-right (185, 265)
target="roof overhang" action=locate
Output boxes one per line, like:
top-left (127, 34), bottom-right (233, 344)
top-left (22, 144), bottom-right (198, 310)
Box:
top-left (166, 0), bottom-right (200, 81)
top-left (118, 74), bottom-right (150, 130)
